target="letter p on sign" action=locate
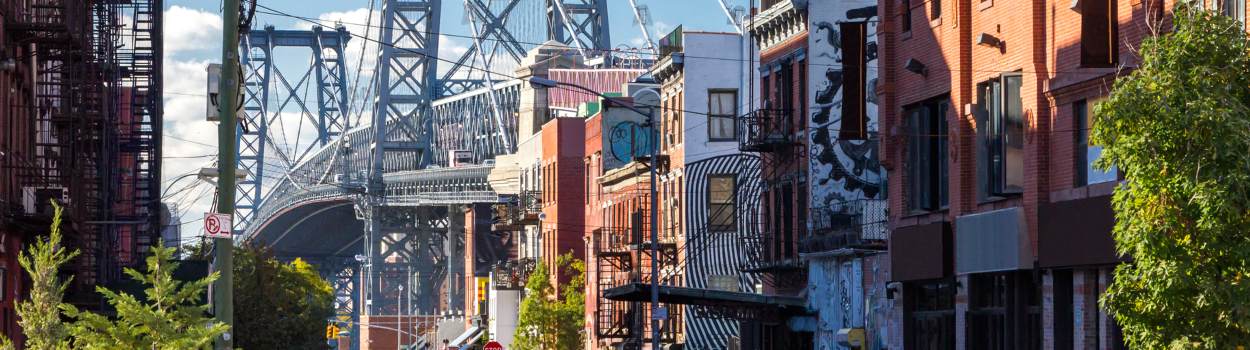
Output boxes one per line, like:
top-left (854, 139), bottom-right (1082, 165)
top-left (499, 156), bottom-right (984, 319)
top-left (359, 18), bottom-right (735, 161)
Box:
top-left (204, 213), bottom-right (233, 239)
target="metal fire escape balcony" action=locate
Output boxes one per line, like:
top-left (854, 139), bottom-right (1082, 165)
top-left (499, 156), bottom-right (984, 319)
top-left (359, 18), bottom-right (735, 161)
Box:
top-left (802, 199), bottom-right (889, 256)
top-left (7, 0), bottom-right (91, 44)
top-left (738, 109), bottom-right (800, 153)
top-left (495, 190), bottom-right (541, 230)
top-left (592, 226), bottom-right (681, 345)
top-left (491, 257), bottom-right (535, 290)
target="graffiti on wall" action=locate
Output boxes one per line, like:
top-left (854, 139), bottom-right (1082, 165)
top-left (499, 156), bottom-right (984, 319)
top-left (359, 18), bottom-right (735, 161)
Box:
top-left (808, 2), bottom-right (885, 213)
top-left (608, 121), bottom-right (652, 167)
top-left (806, 2), bottom-right (886, 349)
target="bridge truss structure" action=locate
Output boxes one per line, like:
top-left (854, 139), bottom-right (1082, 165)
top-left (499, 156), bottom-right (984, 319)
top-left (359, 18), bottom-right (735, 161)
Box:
top-left (237, 1), bottom-right (615, 347)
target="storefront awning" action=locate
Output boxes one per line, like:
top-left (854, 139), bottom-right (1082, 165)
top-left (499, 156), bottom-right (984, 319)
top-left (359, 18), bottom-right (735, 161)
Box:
top-left (603, 282), bottom-right (805, 310)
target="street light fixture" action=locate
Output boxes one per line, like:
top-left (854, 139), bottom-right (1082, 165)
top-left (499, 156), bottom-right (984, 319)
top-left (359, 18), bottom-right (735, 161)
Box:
top-left (526, 75), bottom-right (664, 350)
top-left (197, 167), bottom-right (249, 185)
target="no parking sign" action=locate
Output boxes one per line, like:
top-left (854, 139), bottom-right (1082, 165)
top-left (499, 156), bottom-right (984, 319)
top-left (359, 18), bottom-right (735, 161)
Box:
top-left (204, 213), bottom-right (233, 239)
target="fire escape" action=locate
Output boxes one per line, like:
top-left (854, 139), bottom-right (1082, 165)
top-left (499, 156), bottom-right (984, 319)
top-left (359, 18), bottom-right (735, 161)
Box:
top-left (592, 211), bottom-right (682, 350)
top-left (737, 108), bottom-right (807, 292)
top-left (2, 0), bottom-right (162, 304)
top-left (804, 199), bottom-right (888, 255)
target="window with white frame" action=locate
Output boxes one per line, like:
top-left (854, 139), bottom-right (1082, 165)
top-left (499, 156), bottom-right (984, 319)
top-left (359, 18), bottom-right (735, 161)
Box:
top-left (708, 90), bottom-right (737, 141)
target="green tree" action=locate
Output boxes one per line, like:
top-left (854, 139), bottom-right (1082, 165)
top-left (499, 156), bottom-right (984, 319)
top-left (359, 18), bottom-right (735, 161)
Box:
top-left (231, 244), bottom-right (334, 350)
top-left (1, 201), bottom-right (78, 350)
top-left (64, 243), bottom-right (228, 349)
top-left (1092, 4), bottom-right (1250, 348)
top-left (513, 253), bottom-right (585, 350)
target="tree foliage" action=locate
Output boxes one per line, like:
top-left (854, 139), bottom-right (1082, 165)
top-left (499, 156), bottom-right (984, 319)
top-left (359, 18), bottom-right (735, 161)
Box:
top-left (513, 253), bottom-right (585, 350)
top-left (3, 201), bottom-right (78, 350)
top-left (231, 244), bottom-right (334, 350)
top-left (1091, 4), bottom-right (1250, 348)
top-left (63, 243), bottom-right (227, 349)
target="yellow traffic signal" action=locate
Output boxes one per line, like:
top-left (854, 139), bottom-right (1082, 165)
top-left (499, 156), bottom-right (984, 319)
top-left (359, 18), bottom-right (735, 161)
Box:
top-left (326, 323), bottom-right (340, 339)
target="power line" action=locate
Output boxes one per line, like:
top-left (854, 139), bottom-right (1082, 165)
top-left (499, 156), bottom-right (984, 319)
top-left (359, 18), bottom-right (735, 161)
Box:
top-left (344, 0), bottom-right (377, 128)
top-left (255, 1), bottom-right (1113, 151)
top-left (254, 5), bottom-right (1140, 77)
top-left (166, 134), bottom-right (217, 148)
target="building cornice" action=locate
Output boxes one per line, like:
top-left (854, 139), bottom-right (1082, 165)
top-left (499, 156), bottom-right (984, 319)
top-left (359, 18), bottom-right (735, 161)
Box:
top-left (649, 53), bottom-right (685, 82)
top-left (749, 2), bottom-right (807, 51)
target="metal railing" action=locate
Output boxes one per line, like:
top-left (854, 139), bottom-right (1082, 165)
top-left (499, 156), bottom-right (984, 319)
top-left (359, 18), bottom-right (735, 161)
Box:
top-left (802, 199), bottom-right (889, 254)
top-left (491, 258), bottom-right (536, 290)
top-left (243, 160), bottom-right (502, 236)
top-left (738, 109), bottom-right (797, 152)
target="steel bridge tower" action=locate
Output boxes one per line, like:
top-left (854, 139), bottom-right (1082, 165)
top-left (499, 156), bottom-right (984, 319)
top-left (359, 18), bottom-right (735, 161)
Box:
top-left (238, 0), bottom-right (612, 347)
top-left (237, 26), bottom-right (352, 230)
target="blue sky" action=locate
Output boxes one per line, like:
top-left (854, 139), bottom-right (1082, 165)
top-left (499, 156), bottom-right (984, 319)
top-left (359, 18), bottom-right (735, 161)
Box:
top-left (160, 0), bottom-right (746, 239)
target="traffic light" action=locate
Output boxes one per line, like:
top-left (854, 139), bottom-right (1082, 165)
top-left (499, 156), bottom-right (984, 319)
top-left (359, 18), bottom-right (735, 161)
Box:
top-left (326, 323), bottom-right (340, 340)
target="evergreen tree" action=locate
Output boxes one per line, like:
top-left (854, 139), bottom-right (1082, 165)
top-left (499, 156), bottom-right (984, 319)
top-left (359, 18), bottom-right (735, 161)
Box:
top-left (65, 243), bottom-right (227, 349)
top-left (1, 201), bottom-right (78, 350)
top-left (1093, 4), bottom-right (1250, 348)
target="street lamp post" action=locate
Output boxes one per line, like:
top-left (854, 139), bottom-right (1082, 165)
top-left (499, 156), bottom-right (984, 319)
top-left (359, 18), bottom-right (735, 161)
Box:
top-left (526, 76), bottom-right (662, 350)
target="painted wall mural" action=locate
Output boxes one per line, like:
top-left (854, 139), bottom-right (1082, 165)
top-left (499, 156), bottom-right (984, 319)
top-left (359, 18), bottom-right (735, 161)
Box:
top-left (808, 1), bottom-right (885, 212)
top-left (601, 95), bottom-right (658, 171)
top-left (681, 153), bottom-right (763, 350)
top-left (806, 2), bottom-right (886, 350)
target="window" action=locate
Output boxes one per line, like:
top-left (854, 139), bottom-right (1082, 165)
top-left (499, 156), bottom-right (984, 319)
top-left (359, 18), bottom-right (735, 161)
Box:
top-left (977, 74), bottom-right (1024, 199)
top-left (708, 175), bottom-right (736, 232)
top-left (931, 0), bottom-right (942, 19)
top-left (840, 22), bottom-right (868, 140)
top-left (905, 279), bottom-right (956, 350)
top-left (968, 273), bottom-right (1009, 350)
top-left (906, 97), bottom-right (950, 212)
top-left (1080, 0), bottom-right (1118, 67)
top-left (781, 182), bottom-right (794, 258)
top-left (1053, 269), bottom-right (1074, 350)
top-left (968, 272), bottom-right (1042, 350)
top-left (1224, 0), bottom-right (1246, 26)
top-left (902, 0), bottom-right (913, 32)
top-left (1073, 100), bottom-right (1116, 185)
top-left (709, 90), bottom-right (737, 141)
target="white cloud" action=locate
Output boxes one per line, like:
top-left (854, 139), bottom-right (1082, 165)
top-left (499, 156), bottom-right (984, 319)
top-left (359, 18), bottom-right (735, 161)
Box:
top-left (652, 21), bottom-right (673, 38)
top-left (164, 6), bottom-right (222, 55)
top-left (161, 58), bottom-right (217, 240)
top-left (628, 37), bottom-right (647, 48)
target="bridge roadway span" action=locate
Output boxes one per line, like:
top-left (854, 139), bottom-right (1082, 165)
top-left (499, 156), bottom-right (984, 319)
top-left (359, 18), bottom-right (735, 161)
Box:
top-left (242, 80), bottom-right (522, 256)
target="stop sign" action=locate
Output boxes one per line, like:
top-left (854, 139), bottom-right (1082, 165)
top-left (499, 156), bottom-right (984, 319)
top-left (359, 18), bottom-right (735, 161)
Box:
top-left (483, 341), bottom-right (504, 350)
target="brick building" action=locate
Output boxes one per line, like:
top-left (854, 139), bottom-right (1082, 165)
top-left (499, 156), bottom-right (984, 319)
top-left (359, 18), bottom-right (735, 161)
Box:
top-left (878, 0), bottom-right (1241, 348)
top-left (0, 0), bottom-right (162, 345)
top-left (741, 0), bottom-right (891, 348)
top-left (584, 92), bottom-right (678, 349)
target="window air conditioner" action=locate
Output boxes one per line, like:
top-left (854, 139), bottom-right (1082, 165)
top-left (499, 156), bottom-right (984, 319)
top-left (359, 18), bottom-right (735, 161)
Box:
top-left (21, 187), bottom-right (68, 215)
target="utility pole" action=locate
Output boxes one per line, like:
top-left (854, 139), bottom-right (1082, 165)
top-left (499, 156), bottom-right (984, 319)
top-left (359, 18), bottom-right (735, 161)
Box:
top-left (647, 97), bottom-right (661, 350)
top-left (214, 0), bottom-right (241, 348)
top-left (524, 76), bottom-right (664, 350)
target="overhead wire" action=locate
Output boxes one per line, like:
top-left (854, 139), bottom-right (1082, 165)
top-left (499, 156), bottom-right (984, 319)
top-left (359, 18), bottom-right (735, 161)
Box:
top-left (254, 5), bottom-right (1138, 77)
top-left (255, 2), bottom-right (1112, 144)
top-left (345, 0), bottom-right (378, 128)
top-left (234, 3), bottom-right (1111, 216)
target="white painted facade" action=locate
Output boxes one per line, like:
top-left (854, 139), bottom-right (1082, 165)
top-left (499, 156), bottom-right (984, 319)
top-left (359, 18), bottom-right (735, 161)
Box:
top-left (654, 30), bottom-right (764, 350)
top-left (487, 287), bottom-right (521, 347)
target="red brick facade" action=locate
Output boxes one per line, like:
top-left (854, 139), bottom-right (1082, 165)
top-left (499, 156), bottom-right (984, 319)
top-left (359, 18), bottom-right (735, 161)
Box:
top-left (877, 0), bottom-right (1244, 348)
top-left (539, 117), bottom-right (586, 287)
